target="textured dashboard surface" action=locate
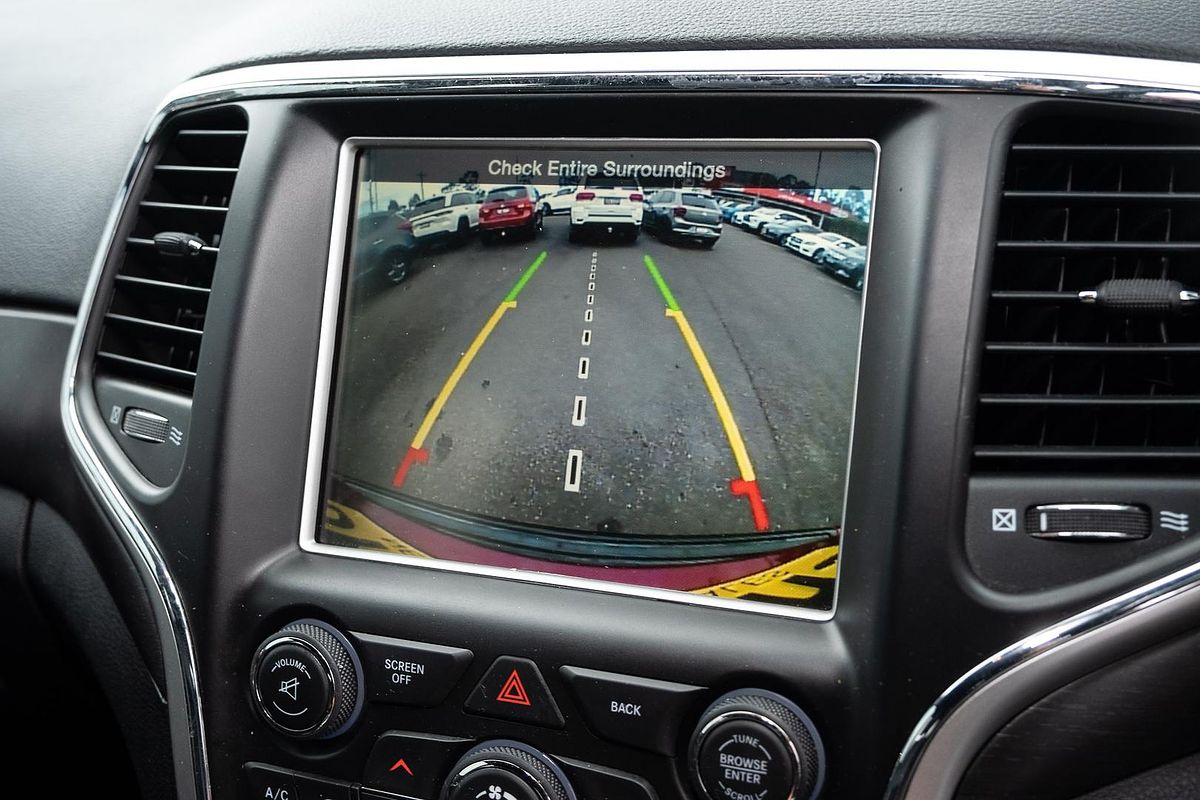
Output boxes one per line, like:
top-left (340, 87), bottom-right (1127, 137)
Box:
top-left (3, 0), bottom-right (1200, 308)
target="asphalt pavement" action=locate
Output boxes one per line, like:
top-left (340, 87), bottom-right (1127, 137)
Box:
top-left (333, 214), bottom-right (862, 537)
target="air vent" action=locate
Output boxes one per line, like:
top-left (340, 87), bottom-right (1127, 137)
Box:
top-left (95, 106), bottom-right (247, 394)
top-left (975, 114), bottom-right (1200, 471)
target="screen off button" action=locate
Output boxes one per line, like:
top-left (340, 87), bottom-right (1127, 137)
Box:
top-left (353, 632), bottom-right (473, 706)
top-left (561, 665), bottom-right (706, 755)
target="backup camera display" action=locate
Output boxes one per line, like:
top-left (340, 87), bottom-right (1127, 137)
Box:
top-left (319, 140), bottom-right (876, 612)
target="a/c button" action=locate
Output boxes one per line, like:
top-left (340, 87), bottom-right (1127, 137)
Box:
top-left (561, 666), bottom-right (705, 755)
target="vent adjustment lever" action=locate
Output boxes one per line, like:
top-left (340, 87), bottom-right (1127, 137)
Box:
top-left (1027, 503), bottom-right (1150, 541)
top-left (1078, 278), bottom-right (1199, 317)
top-left (120, 407), bottom-right (171, 444)
top-left (152, 230), bottom-right (207, 257)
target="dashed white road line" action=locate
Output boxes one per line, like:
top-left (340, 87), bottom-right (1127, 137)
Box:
top-left (564, 449), bottom-right (583, 492)
top-left (565, 253), bottom-right (599, 495)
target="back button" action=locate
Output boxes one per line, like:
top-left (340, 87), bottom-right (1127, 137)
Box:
top-left (560, 666), bottom-right (704, 754)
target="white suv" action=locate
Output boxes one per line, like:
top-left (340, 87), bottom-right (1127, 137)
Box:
top-left (407, 189), bottom-right (481, 241)
top-left (569, 176), bottom-right (644, 242)
top-left (737, 206), bottom-right (812, 232)
top-left (784, 230), bottom-right (860, 261)
top-left (539, 186), bottom-right (578, 216)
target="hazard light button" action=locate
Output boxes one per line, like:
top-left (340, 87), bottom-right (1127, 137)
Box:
top-left (464, 656), bottom-right (565, 728)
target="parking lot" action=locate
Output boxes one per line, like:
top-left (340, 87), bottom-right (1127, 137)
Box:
top-left (333, 209), bottom-right (863, 538)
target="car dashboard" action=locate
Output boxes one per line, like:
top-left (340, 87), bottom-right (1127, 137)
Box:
top-left (5, 7), bottom-right (1200, 800)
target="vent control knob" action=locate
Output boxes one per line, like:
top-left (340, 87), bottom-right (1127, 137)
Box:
top-left (689, 689), bottom-right (825, 800)
top-left (250, 619), bottom-right (363, 739)
top-left (442, 741), bottom-right (573, 800)
top-left (153, 230), bottom-right (207, 256)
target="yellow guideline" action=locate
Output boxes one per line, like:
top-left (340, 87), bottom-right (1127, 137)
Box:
top-left (665, 307), bottom-right (756, 483)
top-left (410, 300), bottom-right (516, 451)
top-left (324, 501), bottom-right (430, 558)
top-left (696, 545), bottom-right (838, 600)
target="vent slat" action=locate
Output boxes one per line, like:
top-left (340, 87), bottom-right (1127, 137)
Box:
top-left (104, 313), bottom-right (204, 338)
top-left (974, 118), bottom-right (1200, 471)
top-left (97, 351), bottom-right (198, 380)
top-left (175, 129), bottom-right (248, 138)
top-left (996, 241), bottom-right (1200, 252)
top-left (139, 200), bottom-right (229, 213)
top-left (1003, 190), bottom-right (1200, 203)
top-left (975, 446), bottom-right (1200, 460)
top-left (985, 342), bottom-right (1200, 355)
top-left (990, 291), bottom-right (1080, 302)
top-left (153, 164), bottom-right (239, 174)
top-left (114, 274), bottom-right (212, 296)
top-left (979, 394), bottom-right (1200, 407)
top-left (94, 106), bottom-right (246, 395)
top-left (1010, 144), bottom-right (1200, 154)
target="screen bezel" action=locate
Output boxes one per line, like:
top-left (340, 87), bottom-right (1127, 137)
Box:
top-left (299, 136), bottom-right (881, 621)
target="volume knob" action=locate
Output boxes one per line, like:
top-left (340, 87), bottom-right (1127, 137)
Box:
top-left (250, 619), bottom-right (363, 739)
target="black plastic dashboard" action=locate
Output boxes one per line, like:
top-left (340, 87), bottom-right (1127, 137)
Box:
top-left (6, 11), bottom-right (1200, 800)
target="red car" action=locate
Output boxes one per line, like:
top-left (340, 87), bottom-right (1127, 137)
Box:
top-left (478, 185), bottom-right (543, 242)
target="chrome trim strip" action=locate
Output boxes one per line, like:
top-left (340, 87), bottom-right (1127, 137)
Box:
top-left (884, 558), bottom-right (1200, 798)
top-left (60, 132), bottom-right (209, 799)
top-left (1033, 503), bottom-right (1142, 512)
top-left (57, 47), bottom-right (1200, 800)
top-left (299, 136), bottom-right (877, 623)
top-left (1030, 531), bottom-right (1146, 541)
top-left (157, 49), bottom-right (1200, 114)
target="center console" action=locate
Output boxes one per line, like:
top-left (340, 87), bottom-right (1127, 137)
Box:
top-left (61, 80), bottom-right (963, 800)
top-left (247, 618), bottom-right (824, 800)
top-left (66, 51), bottom-right (1200, 800)
top-left (227, 131), bottom-right (873, 800)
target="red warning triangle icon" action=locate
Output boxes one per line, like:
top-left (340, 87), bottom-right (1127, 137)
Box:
top-left (496, 669), bottom-right (531, 706)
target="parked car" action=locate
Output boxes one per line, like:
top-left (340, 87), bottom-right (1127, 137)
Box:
top-left (351, 210), bottom-right (419, 288)
top-left (719, 201), bottom-right (756, 222)
top-left (407, 190), bottom-right (480, 242)
top-left (784, 229), bottom-right (859, 260)
top-left (479, 185), bottom-right (544, 242)
top-left (730, 208), bottom-right (760, 228)
top-left (539, 186), bottom-right (578, 216)
top-left (642, 189), bottom-right (723, 248)
top-left (819, 244), bottom-right (867, 290)
top-left (736, 206), bottom-right (812, 232)
top-left (569, 175), bottom-right (644, 242)
top-left (760, 219), bottom-right (822, 244)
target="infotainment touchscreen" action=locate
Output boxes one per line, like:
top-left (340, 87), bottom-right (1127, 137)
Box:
top-left (311, 139), bottom-right (876, 615)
